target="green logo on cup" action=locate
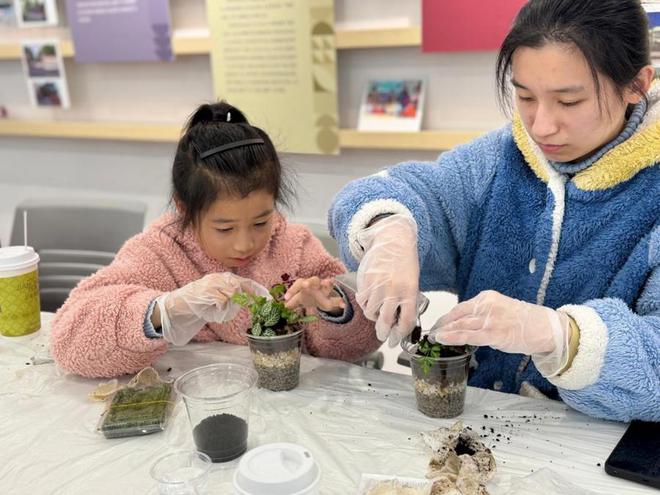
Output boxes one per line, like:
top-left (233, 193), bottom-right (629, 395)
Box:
top-left (0, 269), bottom-right (41, 337)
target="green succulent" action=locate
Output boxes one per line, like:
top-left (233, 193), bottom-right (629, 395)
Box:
top-left (415, 335), bottom-right (468, 376)
top-left (231, 275), bottom-right (317, 337)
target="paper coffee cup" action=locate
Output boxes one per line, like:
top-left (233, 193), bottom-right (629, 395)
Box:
top-left (0, 246), bottom-right (41, 337)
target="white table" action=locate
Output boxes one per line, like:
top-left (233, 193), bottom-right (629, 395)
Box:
top-left (0, 313), bottom-right (654, 495)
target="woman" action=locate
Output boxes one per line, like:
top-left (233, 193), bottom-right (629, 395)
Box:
top-left (328, 0), bottom-right (658, 421)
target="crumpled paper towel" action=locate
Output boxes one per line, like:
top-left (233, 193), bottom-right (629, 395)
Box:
top-left (421, 421), bottom-right (496, 495)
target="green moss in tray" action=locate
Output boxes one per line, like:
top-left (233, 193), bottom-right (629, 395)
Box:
top-left (100, 382), bottom-right (173, 439)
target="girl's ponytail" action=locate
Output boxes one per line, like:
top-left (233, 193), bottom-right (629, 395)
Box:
top-left (186, 101), bottom-right (248, 132)
top-left (172, 101), bottom-right (294, 230)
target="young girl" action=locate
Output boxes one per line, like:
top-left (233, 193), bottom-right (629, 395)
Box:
top-left (50, 102), bottom-right (380, 378)
top-left (328, 0), bottom-right (658, 421)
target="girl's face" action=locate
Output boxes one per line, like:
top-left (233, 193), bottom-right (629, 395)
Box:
top-left (512, 42), bottom-right (642, 163)
top-left (195, 189), bottom-right (276, 268)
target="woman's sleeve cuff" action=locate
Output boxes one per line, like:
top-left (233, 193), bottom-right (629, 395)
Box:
top-left (347, 199), bottom-right (413, 261)
top-left (546, 304), bottom-right (608, 390)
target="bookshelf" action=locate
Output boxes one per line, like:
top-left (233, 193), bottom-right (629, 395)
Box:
top-left (0, 120), bottom-right (483, 151)
top-left (0, 27), bottom-right (421, 60)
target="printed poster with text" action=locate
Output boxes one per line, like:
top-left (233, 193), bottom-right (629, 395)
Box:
top-left (207, 0), bottom-right (338, 155)
top-left (422, 0), bottom-right (527, 52)
top-left (66, 0), bottom-right (173, 63)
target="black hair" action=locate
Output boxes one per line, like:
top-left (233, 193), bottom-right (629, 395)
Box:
top-left (171, 101), bottom-right (294, 229)
top-left (496, 0), bottom-right (651, 114)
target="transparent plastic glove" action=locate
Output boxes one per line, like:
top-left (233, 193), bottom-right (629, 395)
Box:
top-left (355, 213), bottom-right (420, 347)
top-left (429, 290), bottom-right (571, 376)
top-left (155, 273), bottom-right (269, 346)
top-left (284, 277), bottom-right (345, 315)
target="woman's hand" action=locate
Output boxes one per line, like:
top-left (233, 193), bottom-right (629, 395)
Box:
top-left (356, 214), bottom-right (420, 345)
top-left (429, 290), bottom-right (572, 375)
top-left (284, 276), bottom-right (345, 315)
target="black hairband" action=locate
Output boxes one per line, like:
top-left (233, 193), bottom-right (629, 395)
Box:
top-left (199, 138), bottom-right (265, 159)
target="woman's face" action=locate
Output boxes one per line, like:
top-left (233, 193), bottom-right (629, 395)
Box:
top-left (195, 189), bottom-right (276, 268)
top-left (512, 42), bottom-right (641, 163)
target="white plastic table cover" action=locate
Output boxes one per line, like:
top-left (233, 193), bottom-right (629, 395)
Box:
top-left (0, 313), bottom-right (654, 495)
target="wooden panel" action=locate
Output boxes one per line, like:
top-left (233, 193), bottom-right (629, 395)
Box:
top-left (0, 120), bottom-right (484, 150)
top-left (335, 27), bottom-right (421, 49)
top-left (0, 27), bottom-right (421, 60)
top-left (170, 35), bottom-right (212, 55)
top-left (0, 120), bottom-right (181, 142)
top-left (339, 129), bottom-right (482, 151)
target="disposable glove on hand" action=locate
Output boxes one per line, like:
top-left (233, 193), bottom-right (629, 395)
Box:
top-left (355, 213), bottom-right (420, 347)
top-left (429, 290), bottom-right (572, 376)
top-left (155, 272), bottom-right (270, 346)
top-left (284, 276), bottom-right (345, 314)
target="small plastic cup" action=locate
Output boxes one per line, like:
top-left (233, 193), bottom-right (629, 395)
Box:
top-left (246, 328), bottom-right (303, 391)
top-left (0, 246), bottom-right (40, 337)
top-left (175, 363), bottom-right (257, 463)
top-left (233, 443), bottom-right (321, 495)
top-left (401, 336), bottom-right (471, 418)
top-left (150, 450), bottom-right (211, 495)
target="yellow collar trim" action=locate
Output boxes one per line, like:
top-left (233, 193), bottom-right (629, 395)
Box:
top-left (512, 114), bottom-right (549, 183)
top-left (512, 113), bottom-right (660, 191)
top-left (572, 120), bottom-right (660, 190)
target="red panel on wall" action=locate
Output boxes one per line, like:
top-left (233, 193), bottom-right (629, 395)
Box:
top-left (422, 0), bottom-right (527, 53)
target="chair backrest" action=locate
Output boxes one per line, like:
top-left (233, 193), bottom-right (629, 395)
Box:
top-left (10, 198), bottom-right (147, 252)
top-left (40, 288), bottom-right (74, 313)
top-left (10, 198), bottom-right (147, 312)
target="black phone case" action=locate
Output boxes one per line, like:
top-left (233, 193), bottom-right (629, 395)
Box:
top-left (604, 420), bottom-right (660, 489)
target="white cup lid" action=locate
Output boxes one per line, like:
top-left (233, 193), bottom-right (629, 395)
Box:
top-left (0, 246), bottom-right (39, 271)
top-left (233, 443), bottom-right (321, 495)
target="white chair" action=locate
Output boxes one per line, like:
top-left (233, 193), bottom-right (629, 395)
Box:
top-left (10, 198), bottom-right (147, 312)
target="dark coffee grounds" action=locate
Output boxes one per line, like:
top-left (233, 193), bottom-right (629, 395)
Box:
top-left (192, 413), bottom-right (247, 462)
top-left (455, 436), bottom-right (476, 456)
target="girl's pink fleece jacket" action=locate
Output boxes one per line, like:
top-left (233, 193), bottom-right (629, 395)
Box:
top-left (50, 212), bottom-right (381, 378)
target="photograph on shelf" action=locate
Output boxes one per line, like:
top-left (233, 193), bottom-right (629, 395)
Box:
top-left (358, 79), bottom-right (425, 132)
top-left (15, 0), bottom-right (58, 28)
top-left (23, 42), bottom-right (61, 77)
top-left (31, 79), bottom-right (67, 107)
top-left (0, 0), bottom-right (16, 26)
top-left (20, 40), bottom-right (70, 108)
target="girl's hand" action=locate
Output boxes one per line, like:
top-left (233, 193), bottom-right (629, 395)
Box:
top-left (284, 276), bottom-right (346, 315)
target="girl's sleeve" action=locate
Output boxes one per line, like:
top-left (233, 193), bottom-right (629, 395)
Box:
top-left (327, 128), bottom-right (505, 291)
top-left (50, 234), bottom-right (173, 378)
top-left (550, 227), bottom-right (660, 422)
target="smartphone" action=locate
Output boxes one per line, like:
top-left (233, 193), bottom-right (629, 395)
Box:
top-left (604, 420), bottom-right (660, 489)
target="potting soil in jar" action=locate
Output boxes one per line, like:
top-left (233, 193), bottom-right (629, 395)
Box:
top-left (192, 413), bottom-right (247, 462)
top-left (413, 373), bottom-right (467, 418)
top-left (252, 348), bottom-right (300, 391)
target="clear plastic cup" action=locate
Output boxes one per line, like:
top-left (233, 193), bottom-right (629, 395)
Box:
top-left (175, 363), bottom-right (257, 463)
top-left (246, 328), bottom-right (303, 391)
top-left (401, 336), bottom-right (471, 418)
top-left (150, 450), bottom-right (211, 495)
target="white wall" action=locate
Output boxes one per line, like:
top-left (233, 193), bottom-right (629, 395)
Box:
top-left (1, 0), bottom-right (498, 371)
top-left (0, 0), bottom-right (507, 245)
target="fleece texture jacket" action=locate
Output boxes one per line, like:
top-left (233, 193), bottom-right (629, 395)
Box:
top-left (51, 212), bottom-right (380, 378)
top-left (329, 86), bottom-right (660, 422)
